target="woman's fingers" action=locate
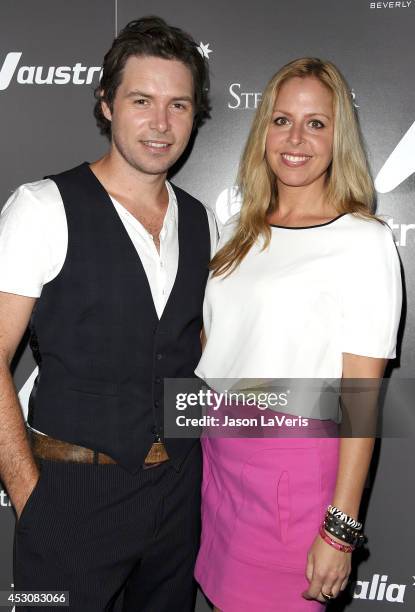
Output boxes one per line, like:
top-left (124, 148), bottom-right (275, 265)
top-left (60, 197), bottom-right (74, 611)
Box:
top-left (303, 566), bottom-right (349, 602)
top-left (321, 578), bottom-right (342, 600)
top-left (305, 552), bottom-right (314, 583)
top-left (340, 575), bottom-right (350, 591)
top-left (307, 573), bottom-right (337, 602)
top-left (303, 538), bottom-right (350, 602)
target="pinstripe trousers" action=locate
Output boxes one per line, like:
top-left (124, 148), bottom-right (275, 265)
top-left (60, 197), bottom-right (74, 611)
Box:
top-left (14, 443), bottom-right (202, 612)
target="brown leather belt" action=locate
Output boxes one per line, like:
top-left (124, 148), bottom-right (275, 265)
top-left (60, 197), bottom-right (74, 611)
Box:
top-left (28, 430), bottom-right (170, 467)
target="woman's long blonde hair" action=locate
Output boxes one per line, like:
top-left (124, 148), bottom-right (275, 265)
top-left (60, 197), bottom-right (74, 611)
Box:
top-left (211, 57), bottom-right (376, 277)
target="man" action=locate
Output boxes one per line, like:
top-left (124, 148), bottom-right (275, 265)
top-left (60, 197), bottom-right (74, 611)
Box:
top-left (0, 16), bottom-right (216, 611)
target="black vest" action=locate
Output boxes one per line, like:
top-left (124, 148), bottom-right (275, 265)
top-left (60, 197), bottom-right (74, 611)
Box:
top-left (28, 162), bottom-right (210, 473)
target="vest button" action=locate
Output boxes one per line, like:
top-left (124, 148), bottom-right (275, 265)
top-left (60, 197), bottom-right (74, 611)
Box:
top-left (154, 400), bottom-right (160, 408)
top-left (155, 377), bottom-right (161, 384)
top-left (156, 353), bottom-right (163, 360)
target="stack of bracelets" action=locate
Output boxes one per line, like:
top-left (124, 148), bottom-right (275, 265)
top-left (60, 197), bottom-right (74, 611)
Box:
top-left (319, 505), bottom-right (366, 553)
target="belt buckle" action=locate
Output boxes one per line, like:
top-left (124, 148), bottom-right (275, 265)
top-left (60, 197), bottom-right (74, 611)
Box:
top-left (143, 440), bottom-right (169, 468)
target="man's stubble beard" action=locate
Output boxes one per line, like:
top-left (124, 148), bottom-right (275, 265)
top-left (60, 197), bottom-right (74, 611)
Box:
top-left (112, 132), bottom-right (182, 177)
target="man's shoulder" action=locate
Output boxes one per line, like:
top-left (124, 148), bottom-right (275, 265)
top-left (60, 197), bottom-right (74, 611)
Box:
top-left (10, 177), bottom-right (59, 197)
top-left (168, 181), bottom-right (205, 210)
top-left (168, 182), bottom-right (219, 253)
top-left (2, 178), bottom-right (62, 216)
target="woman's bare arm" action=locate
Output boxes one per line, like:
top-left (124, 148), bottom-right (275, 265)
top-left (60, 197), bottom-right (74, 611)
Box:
top-left (303, 353), bottom-right (386, 602)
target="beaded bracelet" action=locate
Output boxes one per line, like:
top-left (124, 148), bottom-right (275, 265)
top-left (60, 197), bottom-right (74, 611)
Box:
top-left (323, 516), bottom-right (366, 548)
top-left (327, 505), bottom-right (362, 530)
top-left (319, 525), bottom-right (355, 553)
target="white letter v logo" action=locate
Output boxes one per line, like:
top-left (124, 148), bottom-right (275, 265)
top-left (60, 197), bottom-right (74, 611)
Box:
top-left (375, 121), bottom-right (415, 193)
top-left (0, 52), bottom-right (22, 91)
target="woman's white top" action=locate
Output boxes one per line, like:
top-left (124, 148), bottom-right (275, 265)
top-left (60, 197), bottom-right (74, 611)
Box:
top-left (196, 213), bottom-right (402, 385)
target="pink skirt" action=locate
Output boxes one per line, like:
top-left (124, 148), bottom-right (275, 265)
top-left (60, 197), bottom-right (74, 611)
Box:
top-left (195, 423), bottom-right (339, 612)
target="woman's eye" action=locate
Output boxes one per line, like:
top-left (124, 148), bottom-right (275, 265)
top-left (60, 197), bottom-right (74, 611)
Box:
top-left (309, 119), bottom-right (324, 129)
top-left (273, 116), bottom-right (289, 126)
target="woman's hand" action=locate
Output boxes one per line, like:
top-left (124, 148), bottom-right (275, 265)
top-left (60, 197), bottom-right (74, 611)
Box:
top-left (302, 532), bottom-right (351, 603)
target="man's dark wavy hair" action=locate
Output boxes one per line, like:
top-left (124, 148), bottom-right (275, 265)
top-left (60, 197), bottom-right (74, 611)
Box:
top-left (94, 16), bottom-right (210, 138)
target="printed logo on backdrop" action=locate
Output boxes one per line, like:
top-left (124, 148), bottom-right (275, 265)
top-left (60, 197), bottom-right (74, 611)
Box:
top-left (352, 573), bottom-right (414, 603)
top-left (215, 187), bottom-right (242, 225)
top-left (0, 43), bottom-right (212, 91)
top-left (375, 120), bottom-right (415, 246)
top-left (369, 1), bottom-right (413, 8)
top-left (0, 488), bottom-right (11, 509)
top-left (0, 53), bottom-right (102, 91)
top-left (198, 42), bottom-right (213, 59)
top-left (228, 83), bottom-right (262, 110)
top-left (375, 121), bottom-right (415, 194)
top-left (228, 85), bottom-right (360, 111)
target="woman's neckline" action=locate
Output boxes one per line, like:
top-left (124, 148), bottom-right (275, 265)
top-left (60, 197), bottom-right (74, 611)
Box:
top-left (269, 213), bottom-right (348, 230)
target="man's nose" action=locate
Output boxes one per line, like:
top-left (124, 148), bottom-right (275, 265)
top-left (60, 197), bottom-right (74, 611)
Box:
top-left (149, 105), bottom-right (170, 133)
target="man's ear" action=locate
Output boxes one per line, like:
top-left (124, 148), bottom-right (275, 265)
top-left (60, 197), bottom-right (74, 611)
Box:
top-left (100, 93), bottom-right (112, 122)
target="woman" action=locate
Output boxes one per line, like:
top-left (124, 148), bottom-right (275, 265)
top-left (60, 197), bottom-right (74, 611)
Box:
top-left (194, 58), bottom-right (402, 611)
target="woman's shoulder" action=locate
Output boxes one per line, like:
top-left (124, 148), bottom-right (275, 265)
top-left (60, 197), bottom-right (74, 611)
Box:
top-left (337, 214), bottom-right (398, 273)
top-left (341, 213), bottom-right (395, 246)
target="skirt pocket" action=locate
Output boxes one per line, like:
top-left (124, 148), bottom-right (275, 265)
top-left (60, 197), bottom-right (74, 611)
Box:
top-left (227, 445), bottom-right (322, 569)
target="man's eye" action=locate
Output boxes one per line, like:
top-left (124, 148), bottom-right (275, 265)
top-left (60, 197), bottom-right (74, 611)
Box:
top-left (134, 99), bottom-right (148, 105)
top-left (172, 103), bottom-right (186, 110)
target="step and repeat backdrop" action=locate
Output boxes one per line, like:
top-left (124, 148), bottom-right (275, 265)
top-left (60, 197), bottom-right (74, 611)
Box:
top-left (0, 0), bottom-right (414, 610)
